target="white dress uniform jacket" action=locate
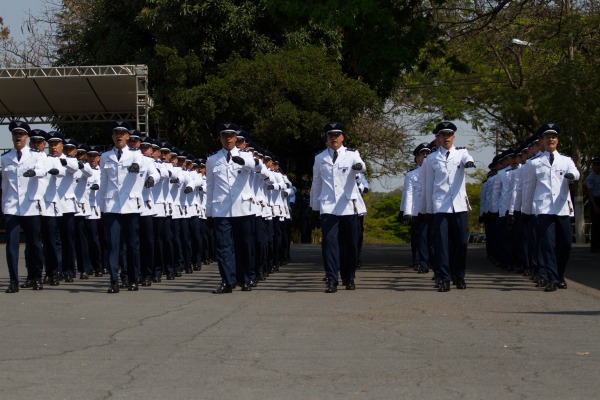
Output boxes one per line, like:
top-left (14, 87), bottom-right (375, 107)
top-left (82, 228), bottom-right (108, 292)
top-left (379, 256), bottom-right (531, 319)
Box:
top-left (73, 162), bottom-right (94, 217)
top-left (138, 154), bottom-right (159, 217)
top-left (57, 156), bottom-right (81, 214)
top-left (401, 166), bottom-right (421, 217)
top-left (151, 159), bottom-right (170, 217)
top-left (1, 147), bottom-right (47, 216)
top-left (310, 146), bottom-right (367, 216)
top-left (98, 146), bottom-right (151, 214)
top-left (421, 146), bottom-right (474, 214)
top-left (498, 166), bottom-right (515, 216)
top-left (43, 155), bottom-right (67, 217)
top-left (86, 167), bottom-right (101, 220)
top-left (206, 147), bottom-right (257, 218)
top-left (521, 151), bottom-right (580, 216)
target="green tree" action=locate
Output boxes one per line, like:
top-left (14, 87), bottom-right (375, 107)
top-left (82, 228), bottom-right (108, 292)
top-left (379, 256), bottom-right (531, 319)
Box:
top-left (167, 45), bottom-right (380, 180)
top-left (363, 191), bottom-right (410, 244)
top-left (266, 0), bottom-right (443, 98)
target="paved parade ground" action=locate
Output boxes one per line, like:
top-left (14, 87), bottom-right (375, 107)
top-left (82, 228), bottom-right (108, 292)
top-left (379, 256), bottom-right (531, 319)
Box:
top-left (0, 243), bottom-right (599, 399)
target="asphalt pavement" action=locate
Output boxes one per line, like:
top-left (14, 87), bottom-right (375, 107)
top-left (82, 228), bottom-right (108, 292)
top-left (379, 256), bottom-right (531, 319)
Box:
top-left (0, 243), bottom-right (599, 399)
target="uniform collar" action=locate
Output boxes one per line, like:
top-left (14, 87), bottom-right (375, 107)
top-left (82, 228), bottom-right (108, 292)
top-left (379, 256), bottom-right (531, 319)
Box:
top-left (438, 146), bottom-right (454, 157)
top-left (328, 145), bottom-right (345, 157)
top-left (221, 147), bottom-right (239, 157)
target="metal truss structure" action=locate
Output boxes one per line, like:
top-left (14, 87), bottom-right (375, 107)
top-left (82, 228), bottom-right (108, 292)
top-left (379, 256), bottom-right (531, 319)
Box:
top-left (0, 65), bottom-right (151, 133)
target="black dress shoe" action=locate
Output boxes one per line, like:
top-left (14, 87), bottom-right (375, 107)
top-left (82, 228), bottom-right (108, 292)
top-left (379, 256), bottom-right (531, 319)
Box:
top-left (456, 279), bottom-right (467, 289)
top-left (174, 271), bottom-right (182, 277)
top-left (48, 277), bottom-right (60, 286)
top-left (438, 282), bottom-right (451, 292)
top-left (193, 264), bottom-right (202, 271)
top-left (212, 283), bottom-right (233, 294)
top-left (64, 276), bottom-right (74, 283)
top-left (152, 276), bottom-right (161, 283)
top-left (345, 281), bottom-right (356, 290)
top-left (166, 273), bottom-right (175, 280)
top-left (80, 272), bottom-right (89, 279)
top-left (20, 279), bottom-right (33, 289)
top-left (32, 281), bottom-right (44, 290)
top-left (43, 275), bottom-right (49, 284)
top-left (241, 282), bottom-right (252, 292)
top-left (557, 281), bottom-right (568, 289)
top-left (325, 284), bottom-right (337, 293)
top-left (535, 278), bottom-right (548, 288)
top-left (94, 271), bottom-right (103, 277)
top-left (544, 283), bottom-right (557, 292)
top-left (417, 266), bottom-right (430, 274)
top-left (6, 281), bottom-right (20, 293)
top-left (184, 268), bottom-right (193, 274)
top-left (249, 280), bottom-right (257, 287)
top-left (128, 282), bottom-right (139, 291)
top-left (107, 282), bottom-right (120, 294)
top-left (119, 281), bottom-right (129, 288)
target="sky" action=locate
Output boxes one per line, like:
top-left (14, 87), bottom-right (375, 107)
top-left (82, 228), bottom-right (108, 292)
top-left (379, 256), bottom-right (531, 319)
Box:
top-left (1, 1), bottom-right (497, 191)
top-left (2, 0), bottom-right (40, 39)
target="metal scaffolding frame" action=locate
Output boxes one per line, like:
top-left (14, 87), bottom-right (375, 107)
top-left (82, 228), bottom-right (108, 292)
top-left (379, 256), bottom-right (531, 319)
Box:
top-left (0, 65), bottom-right (151, 133)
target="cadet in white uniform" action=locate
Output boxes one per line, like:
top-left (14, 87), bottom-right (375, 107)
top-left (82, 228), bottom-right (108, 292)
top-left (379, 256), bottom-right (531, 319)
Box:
top-left (521, 123), bottom-right (580, 291)
top-left (1, 121), bottom-right (47, 293)
top-left (132, 135), bottom-right (160, 286)
top-left (402, 143), bottom-right (431, 273)
top-left (98, 120), bottom-right (159, 293)
top-left (85, 146), bottom-right (104, 276)
top-left (310, 122), bottom-right (366, 293)
top-left (57, 138), bottom-right (84, 282)
top-left (206, 122), bottom-right (258, 293)
top-left (72, 143), bottom-right (95, 279)
top-left (420, 121), bottom-right (476, 292)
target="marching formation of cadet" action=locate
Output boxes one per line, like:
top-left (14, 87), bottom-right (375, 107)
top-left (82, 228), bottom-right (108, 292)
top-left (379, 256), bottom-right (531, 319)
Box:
top-left (480, 123), bottom-right (580, 292)
top-left (1, 120), bottom-right (294, 294)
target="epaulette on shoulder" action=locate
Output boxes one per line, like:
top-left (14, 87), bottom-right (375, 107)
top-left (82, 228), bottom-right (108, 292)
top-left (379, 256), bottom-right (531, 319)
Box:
top-left (208, 150), bottom-right (219, 157)
top-left (346, 148), bottom-right (357, 152)
top-left (529, 154), bottom-right (541, 160)
top-left (456, 147), bottom-right (466, 150)
top-left (2, 149), bottom-right (11, 156)
top-left (560, 152), bottom-right (569, 157)
top-left (30, 148), bottom-right (40, 153)
top-left (408, 167), bottom-right (417, 172)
